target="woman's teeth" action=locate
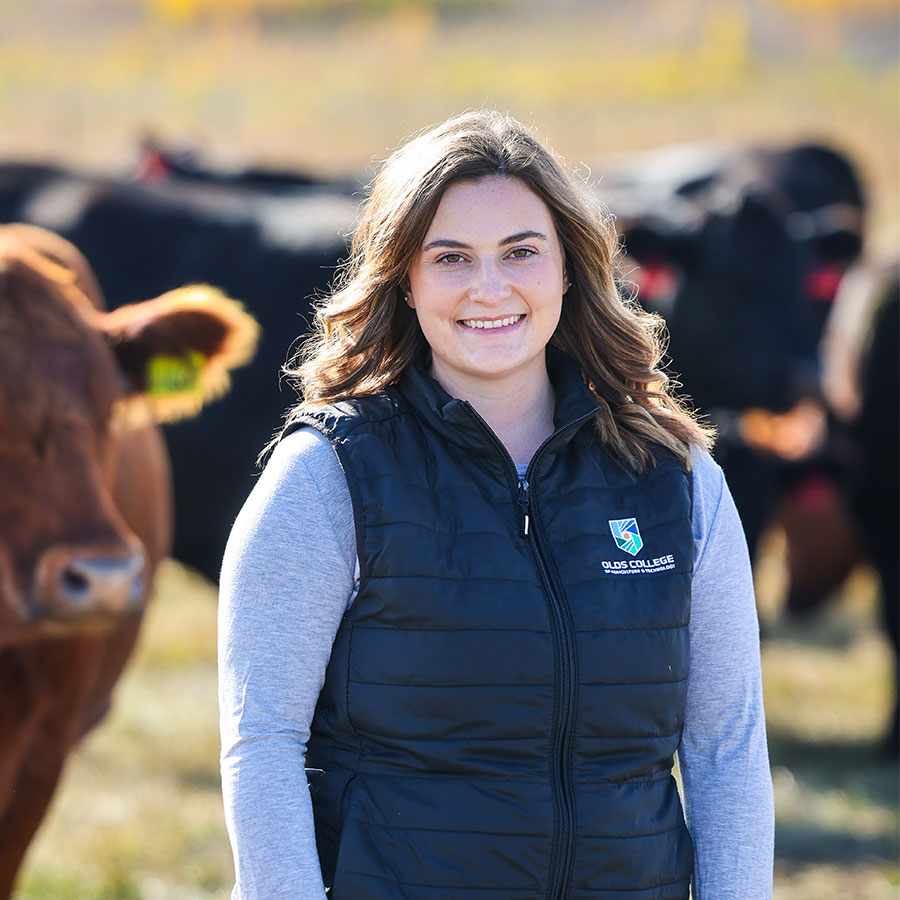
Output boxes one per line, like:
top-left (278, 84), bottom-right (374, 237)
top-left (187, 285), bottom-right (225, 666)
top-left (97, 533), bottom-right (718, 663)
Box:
top-left (461, 315), bottom-right (523, 329)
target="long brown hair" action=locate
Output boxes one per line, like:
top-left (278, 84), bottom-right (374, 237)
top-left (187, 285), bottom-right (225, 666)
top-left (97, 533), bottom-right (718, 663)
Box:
top-left (279, 110), bottom-right (713, 470)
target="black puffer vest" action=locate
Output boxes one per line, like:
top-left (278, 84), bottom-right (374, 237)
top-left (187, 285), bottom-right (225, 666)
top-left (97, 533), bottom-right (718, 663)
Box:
top-left (297, 353), bottom-right (694, 900)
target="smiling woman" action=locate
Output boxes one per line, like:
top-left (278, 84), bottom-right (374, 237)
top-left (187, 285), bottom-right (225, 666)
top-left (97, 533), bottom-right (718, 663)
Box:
top-left (281, 111), bottom-right (708, 471)
top-left (405, 176), bottom-right (566, 462)
top-left (218, 110), bottom-right (775, 900)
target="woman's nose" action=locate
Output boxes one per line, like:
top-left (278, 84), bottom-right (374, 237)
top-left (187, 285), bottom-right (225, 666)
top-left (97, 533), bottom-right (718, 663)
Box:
top-left (469, 259), bottom-right (512, 302)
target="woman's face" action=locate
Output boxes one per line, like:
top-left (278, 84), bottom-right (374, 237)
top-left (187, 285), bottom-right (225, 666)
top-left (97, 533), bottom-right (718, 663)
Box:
top-left (406, 176), bottom-right (566, 397)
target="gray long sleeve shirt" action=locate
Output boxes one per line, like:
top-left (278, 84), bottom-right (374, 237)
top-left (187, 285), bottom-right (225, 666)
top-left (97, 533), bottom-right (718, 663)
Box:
top-left (218, 428), bottom-right (774, 900)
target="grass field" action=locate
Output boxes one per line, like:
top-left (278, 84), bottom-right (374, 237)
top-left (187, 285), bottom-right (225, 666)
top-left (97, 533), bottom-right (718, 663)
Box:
top-left (0, 1), bottom-right (898, 250)
top-left (11, 547), bottom-right (900, 900)
top-left (13, 564), bottom-right (228, 900)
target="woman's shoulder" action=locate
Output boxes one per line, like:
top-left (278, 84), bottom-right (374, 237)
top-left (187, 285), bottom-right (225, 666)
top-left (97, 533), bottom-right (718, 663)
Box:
top-left (221, 426), bottom-right (355, 578)
top-left (266, 426), bottom-right (349, 494)
top-left (291, 389), bottom-right (409, 439)
top-left (690, 445), bottom-right (726, 504)
top-left (688, 445), bottom-right (729, 564)
top-left (222, 427), bottom-right (352, 549)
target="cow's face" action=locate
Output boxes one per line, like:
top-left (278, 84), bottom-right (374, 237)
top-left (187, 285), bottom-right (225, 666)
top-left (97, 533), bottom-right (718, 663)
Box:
top-left (621, 189), bottom-right (819, 415)
top-left (0, 233), bottom-right (258, 639)
top-left (608, 141), bottom-right (866, 417)
top-left (0, 251), bottom-right (143, 637)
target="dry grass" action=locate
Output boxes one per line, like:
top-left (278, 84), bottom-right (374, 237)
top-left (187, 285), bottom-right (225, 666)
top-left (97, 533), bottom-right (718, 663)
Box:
top-left (0, 2), bottom-right (897, 251)
top-left (13, 563), bottom-right (231, 900)
top-left (757, 554), bottom-right (899, 898)
top-left (12, 546), bottom-right (900, 900)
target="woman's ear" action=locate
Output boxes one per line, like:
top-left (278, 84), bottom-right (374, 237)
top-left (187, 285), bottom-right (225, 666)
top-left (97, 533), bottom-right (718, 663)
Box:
top-left (401, 278), bottom-right (415, 308)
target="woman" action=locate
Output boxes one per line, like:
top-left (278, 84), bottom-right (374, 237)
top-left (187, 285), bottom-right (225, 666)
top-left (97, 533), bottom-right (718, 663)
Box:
top-left (219, 111), bottom-right (774, 900)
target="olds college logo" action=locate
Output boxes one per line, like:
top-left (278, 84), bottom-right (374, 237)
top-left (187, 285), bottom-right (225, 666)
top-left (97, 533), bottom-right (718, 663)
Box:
top-left (604, 517), bottom-right (676, 575)
top-left (608, 517), bottom-right (643, 556)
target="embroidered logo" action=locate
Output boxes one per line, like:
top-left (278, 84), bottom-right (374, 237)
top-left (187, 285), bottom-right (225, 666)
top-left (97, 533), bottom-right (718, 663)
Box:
top-left (608, 517), bottom-right (643, 556)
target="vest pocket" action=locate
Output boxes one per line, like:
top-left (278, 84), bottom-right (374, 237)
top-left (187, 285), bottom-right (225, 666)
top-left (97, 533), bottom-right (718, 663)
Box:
top-left (307, 767), bottom-right (356, 889)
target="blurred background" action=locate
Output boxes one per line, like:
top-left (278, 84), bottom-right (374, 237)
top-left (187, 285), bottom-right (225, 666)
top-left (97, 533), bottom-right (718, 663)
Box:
top-left (1, 0), bottom-right (897, 898)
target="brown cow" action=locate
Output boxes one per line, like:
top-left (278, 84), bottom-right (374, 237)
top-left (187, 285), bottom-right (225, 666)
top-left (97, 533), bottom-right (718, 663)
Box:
top-left (0, 224), bottom-right (259, 896)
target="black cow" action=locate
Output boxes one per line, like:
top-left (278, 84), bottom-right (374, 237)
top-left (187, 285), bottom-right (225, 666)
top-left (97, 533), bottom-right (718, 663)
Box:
top-left (755, 144), bottom-right (866, 341)
top-left (830, 263), bottom-right (897, 751)
top-left (128, 136), bottom-right (353, 194)
top-left (602, 141), bottom-right (866, 557)
top-left (775, 262), bottom-right (899, 754)
top-left (0, 161), bottom-right (359, 581)
top-left (606, 141), bottom-right (865, 341)
top-left (606, 142), bottom-right (897, 751)
top-left (852, 271), bottom-right (899, 754)
top-left (0, 142), bottom-right (866, 578)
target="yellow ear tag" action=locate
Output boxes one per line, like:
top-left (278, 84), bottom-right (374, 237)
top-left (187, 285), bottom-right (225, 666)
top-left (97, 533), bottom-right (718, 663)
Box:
top-left (146, 350), bottom-right (205, 396)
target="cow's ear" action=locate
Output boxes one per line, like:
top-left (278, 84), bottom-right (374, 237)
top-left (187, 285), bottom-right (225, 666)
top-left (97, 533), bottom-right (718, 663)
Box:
top-left (100, 285), bottom-right (259, 423)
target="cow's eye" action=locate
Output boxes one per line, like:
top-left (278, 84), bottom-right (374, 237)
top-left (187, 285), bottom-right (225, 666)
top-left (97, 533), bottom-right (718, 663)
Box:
top-left (32, 428), bottom-right (50, 460)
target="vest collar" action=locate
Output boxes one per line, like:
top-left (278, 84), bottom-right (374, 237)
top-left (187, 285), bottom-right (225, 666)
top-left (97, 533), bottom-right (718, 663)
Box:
top-left (397, 349), bottom-right (600, 462)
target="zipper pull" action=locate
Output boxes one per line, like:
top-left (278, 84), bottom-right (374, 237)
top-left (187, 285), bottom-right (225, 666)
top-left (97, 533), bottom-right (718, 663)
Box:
top-left (517, 478), bottom-right (531, 537)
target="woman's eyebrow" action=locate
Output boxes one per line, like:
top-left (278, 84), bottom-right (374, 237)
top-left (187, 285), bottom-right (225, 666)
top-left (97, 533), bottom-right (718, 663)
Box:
top-left (500, 230), bottom-right (549, 246)
top-left (422, 230), bottom-right (549, 252)
top-left (422, 238), bottom-right (470, 251)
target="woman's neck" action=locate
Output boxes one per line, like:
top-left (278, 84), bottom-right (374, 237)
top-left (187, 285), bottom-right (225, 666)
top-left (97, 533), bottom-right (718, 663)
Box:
top-left (430, 364), bottom-right (557, 467)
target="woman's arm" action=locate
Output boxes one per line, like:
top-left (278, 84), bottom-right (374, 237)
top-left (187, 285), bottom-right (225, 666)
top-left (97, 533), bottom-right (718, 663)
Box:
top-left (678, 450), bottom-right (775, 899)
top-left (218, 428), bottom-right (358, 900)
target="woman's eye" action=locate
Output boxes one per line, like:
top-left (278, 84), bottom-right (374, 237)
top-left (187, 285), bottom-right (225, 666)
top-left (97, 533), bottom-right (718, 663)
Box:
top-left (437, 253), bottom-right (465, 265)
top-left (508, 247), bottom-right (535, 259)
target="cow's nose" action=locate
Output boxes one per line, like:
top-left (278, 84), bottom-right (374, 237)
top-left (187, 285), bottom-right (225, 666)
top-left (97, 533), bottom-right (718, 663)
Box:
top-left (36, 547), bottom-right (147, 619)
top-left (59, 554), bottom-right (145, 612)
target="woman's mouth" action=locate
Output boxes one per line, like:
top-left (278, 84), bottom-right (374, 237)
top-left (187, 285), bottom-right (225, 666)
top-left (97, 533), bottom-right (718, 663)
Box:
top-left (459, 314), bottom-right (524, 330)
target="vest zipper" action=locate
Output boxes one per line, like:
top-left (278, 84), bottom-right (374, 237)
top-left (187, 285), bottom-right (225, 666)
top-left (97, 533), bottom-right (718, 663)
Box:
top-left (517, 478), bottom-right (531, 536)
top-left (517, 476), bottom-right (576, 900)
top-left (461, 401), bottom-right (597, 900)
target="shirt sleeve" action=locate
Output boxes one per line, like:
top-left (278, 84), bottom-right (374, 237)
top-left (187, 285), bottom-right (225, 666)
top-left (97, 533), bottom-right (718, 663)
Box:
top-left (678, 448), bottom-right (775, 899)
top-left (218, 426), bottom-right (358, 900)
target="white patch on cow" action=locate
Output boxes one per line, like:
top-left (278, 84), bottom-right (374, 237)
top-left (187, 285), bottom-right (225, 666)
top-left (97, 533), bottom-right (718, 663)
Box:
top-left (23, 178), bottom-right (96, 233)
top-left (256, 194), bottom-right (360, 250)
top-left (145, 180), bottom-right (361, 251)
top-left (600, 141), bottom-right (729, 222)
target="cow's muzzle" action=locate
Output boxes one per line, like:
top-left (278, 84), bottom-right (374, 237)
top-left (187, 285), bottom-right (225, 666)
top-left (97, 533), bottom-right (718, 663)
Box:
top-left (32, 542), bottom-right (148, 622)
